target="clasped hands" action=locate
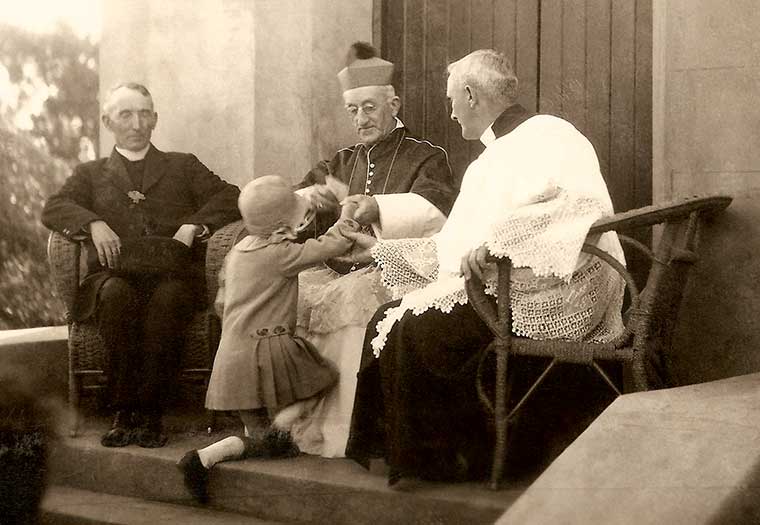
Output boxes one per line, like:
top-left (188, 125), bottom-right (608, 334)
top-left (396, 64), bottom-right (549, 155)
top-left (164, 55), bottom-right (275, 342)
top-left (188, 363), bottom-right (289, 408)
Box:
top-left (331, 197), bottom-right (376, 266)
top-left (304, 187), bottom-right (378, 265)
top-left (308, 186), bottom-right (380, 225)
top-left (307, 187), bottom-right (493, 277)
top-left (89, 220), bottom-right (201, 269)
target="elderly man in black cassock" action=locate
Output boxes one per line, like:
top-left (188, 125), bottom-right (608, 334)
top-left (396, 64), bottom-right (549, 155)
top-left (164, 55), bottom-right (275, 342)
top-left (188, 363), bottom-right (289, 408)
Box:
top-left (288, 42), bottom-right (459, 458)
top-left (42, 83), bottom-right (241, 448)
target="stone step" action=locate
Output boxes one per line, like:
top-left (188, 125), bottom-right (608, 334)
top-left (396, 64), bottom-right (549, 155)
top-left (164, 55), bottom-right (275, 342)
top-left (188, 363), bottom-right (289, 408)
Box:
top-left (497, 372), bottom-right (760, 524)
top-left (41, 485), bottom-right (279, 524)
top-left (48, 419), bottom-right (528, 524)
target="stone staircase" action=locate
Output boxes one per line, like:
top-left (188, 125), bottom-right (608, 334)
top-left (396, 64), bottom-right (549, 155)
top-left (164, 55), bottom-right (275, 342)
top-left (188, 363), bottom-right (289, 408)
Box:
top-left (41, 412), bottom-right (528, 524)
top-left (0, 328), bottom-right (528, 524)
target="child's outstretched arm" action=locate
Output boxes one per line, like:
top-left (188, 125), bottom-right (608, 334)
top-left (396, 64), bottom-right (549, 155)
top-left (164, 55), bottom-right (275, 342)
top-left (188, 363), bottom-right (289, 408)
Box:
top-left (277, 217), bottom-right (361, 276)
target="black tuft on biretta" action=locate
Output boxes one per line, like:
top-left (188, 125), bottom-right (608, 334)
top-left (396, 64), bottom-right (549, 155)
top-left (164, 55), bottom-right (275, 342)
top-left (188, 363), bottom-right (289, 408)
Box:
top-left (346, 41), bottom-right (378, 65)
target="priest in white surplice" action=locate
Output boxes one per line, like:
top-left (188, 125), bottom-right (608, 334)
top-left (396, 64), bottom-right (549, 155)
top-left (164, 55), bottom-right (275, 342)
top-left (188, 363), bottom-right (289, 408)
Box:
top-left (346, 49), bottom-right (626, 484)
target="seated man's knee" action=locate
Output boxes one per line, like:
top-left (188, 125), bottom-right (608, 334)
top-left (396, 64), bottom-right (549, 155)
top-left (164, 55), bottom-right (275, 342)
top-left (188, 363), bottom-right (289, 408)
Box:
top-left (149, 278), bottom-right (195, 314)
top-left (98, 277), bottom-right (139, 321)
top-left (99, 277), bottom-right (138, 305)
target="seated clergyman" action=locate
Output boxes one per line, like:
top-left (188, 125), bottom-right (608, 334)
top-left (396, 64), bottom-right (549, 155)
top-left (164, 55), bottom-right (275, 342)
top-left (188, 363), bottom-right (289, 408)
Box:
top-left (345, 49), bottom-right (626, 485)
top-left (42, 83), bottom-right (241, 448)
top-left (288, 42), bottom-right (458, 458)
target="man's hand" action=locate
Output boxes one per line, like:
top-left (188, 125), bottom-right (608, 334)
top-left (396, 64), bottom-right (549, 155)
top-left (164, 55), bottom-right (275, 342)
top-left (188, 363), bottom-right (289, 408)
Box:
top-left (306, 185), bottom-right (340, 212)
top-left (460, 245), bottom-right (492, 281)
top-left (89, 220), bottom-right (121, 269)
top-left (173, 224), bottom-right (203, 247)
top-left (333, 231), bottom-right (377, 266)
top-left (341, 195), bottom-right (379, 225)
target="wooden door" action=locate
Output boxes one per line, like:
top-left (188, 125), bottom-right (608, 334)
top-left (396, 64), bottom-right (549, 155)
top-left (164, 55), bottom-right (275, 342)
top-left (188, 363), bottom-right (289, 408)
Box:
top-left (376, 0), bottom-right (652, 214)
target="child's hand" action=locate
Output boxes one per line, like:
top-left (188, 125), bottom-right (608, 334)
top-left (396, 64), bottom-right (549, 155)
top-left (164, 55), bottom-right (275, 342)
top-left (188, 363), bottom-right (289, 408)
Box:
top-left (342, 231), bottom-right (377, 265)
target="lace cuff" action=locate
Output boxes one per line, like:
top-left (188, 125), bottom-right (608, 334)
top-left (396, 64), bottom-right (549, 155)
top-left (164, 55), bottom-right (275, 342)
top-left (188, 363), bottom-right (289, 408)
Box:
top-left (371, 238), bottom-right (439, 300)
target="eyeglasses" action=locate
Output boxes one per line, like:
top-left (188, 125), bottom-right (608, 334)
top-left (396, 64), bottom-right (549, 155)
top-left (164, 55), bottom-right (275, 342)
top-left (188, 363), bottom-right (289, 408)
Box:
top-left (345, 103), bottom-right (378, 117)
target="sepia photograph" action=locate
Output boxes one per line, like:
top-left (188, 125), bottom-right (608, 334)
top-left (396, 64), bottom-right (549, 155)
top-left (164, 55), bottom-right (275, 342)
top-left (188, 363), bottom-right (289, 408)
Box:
top-left (0, 0), bottom-right (757, 523)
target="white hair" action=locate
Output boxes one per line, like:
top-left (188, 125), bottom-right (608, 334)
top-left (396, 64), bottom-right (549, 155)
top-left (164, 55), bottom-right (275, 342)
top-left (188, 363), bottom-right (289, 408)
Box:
top-left (101, 82), bottom-right (153, 115)
top-left (447, 49), bottom-right (518, 105)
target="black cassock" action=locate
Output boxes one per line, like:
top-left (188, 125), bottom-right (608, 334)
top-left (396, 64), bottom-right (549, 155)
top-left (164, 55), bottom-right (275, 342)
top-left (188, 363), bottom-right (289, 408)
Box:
top-left (296, 124), bottom-right (457, 240)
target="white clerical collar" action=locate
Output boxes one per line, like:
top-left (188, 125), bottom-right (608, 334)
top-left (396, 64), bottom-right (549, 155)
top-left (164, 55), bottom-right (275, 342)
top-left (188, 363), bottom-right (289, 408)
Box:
top-left (480, 125), bottom-right (496, 147)
top-left (115, 144), bottom-right (150, 161)
top-left (393, 117), bottom-right (404, 130)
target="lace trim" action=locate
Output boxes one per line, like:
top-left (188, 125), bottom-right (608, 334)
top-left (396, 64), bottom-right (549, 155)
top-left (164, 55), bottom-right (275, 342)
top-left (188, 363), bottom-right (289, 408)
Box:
top-left (297, 266), bottom-right (391, 334)
top-left (371, 259), bottom-right (624, 356)
top-left (369, 192), bottom-right (622, 356)
top-left (371, 238), bottom-right (438, 300)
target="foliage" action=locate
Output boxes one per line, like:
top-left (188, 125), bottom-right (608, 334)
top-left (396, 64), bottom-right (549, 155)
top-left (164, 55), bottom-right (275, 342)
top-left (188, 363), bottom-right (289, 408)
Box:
top-left (0, 122), bottom-right (69, 328)
top-left (0, 22), bottom-right (98, 166)
top-left (0, 23), bottom-right (98, 328)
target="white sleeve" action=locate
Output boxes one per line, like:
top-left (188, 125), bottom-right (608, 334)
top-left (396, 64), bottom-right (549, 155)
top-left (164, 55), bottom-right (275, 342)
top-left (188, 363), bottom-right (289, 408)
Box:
top-left (371, 193), bottom-right (446, 239)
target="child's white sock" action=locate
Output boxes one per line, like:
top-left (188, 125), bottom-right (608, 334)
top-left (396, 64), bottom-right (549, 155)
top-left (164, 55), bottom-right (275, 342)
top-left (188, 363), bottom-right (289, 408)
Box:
top-left (197, 436), bottom-right (245, 469)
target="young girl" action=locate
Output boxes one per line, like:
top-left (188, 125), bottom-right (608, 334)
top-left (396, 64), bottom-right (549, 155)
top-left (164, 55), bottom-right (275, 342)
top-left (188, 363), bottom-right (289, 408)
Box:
top-left (177, 175), bottom-right (359, 504)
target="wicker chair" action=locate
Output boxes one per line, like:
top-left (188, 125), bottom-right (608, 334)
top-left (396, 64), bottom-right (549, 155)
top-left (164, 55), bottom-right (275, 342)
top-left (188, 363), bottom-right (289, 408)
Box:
top-left (466, 195), bottom-right (732, 489)
top-left (47, 221), bottom-right (247, 436)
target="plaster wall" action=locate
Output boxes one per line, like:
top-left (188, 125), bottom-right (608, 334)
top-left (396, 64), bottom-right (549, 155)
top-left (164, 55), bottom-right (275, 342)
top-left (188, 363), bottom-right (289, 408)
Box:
top-left (100, 0), bottom-right (371, 188)
top-left (654, 0), bottom-right (760, 384)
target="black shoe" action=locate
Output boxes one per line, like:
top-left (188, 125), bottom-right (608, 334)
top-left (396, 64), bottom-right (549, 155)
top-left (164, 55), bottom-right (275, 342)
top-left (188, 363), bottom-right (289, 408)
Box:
top-left (134, 413), bottom-right (168, 448)
top-left (177, 450), bottom-right (209, 504)
top-left (262, 429), bottom-right (300, 458)
top-left (100, 411), bottom-right (133, 447)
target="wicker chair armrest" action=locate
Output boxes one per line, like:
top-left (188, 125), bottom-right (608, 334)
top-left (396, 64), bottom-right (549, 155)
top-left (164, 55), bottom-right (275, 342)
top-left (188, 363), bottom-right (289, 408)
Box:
top-left (47, 232), bottom-right (82, 321)
top-left (588, 194), bottom-right (732, 235)
top-left (465, 257), bottom-right (513, 340)
top-left (205, 221), bottom-right (247, 305)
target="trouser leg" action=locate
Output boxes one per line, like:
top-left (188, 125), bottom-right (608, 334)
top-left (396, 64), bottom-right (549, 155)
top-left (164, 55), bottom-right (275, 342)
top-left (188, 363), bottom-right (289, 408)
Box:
top-left (97, 276), bottom-right (141, 411)
top-left (138, 277), bottom-right (195, 415)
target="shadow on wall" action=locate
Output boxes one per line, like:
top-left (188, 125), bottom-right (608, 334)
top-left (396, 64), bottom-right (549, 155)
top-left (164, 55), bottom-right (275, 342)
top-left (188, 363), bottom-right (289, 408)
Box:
top-left (670, 197), bottom-right (760, 386)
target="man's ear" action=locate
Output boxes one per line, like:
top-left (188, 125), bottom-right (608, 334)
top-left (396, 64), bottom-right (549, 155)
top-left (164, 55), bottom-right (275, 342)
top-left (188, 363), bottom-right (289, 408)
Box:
top-left (389, 96), bottom-right (401, 116)
top-left (151, 111), bottom-right (158, 129)
top-left (464, 85), bottom-right (477, 108)
top-left (101, 114), bottom-right (111, 130)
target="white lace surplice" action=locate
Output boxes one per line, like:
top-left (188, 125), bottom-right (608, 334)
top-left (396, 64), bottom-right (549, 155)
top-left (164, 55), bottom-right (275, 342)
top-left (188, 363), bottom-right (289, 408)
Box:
top-left (291, 192), bottom-right (444, 456)
top-left (371, 115), bottom-right (626, 356)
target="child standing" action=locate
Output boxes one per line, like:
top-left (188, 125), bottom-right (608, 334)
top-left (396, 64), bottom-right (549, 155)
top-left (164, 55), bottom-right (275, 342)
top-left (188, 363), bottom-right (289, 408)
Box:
top-left (177, 175), bottom-right (358, 503)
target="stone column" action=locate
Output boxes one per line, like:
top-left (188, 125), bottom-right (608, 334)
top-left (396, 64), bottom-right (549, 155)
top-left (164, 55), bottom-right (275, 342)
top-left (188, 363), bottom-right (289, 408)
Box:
top-left (100, 0), bottom-right (372, 188)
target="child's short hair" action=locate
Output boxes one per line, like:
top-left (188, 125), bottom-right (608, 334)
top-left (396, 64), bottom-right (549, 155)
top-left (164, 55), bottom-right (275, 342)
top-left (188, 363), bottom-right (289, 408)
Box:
top-left (238, 175), bottom-right (298, 236)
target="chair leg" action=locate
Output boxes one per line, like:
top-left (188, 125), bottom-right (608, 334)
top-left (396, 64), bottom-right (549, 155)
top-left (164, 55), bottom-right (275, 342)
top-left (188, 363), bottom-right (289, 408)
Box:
top-left (490, 345), bottom-right (509, 490)
top-left (631, 353), bottom-right (650, 392)
top-left (68, 368), bottom-right (81, 438)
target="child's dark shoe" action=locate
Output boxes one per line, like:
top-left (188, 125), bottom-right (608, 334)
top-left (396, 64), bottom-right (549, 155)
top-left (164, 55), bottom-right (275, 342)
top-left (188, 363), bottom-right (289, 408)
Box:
top-left (177, 450), bottom-right (209, 504)
top-left (263, 429), bottom-right (300, 458)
